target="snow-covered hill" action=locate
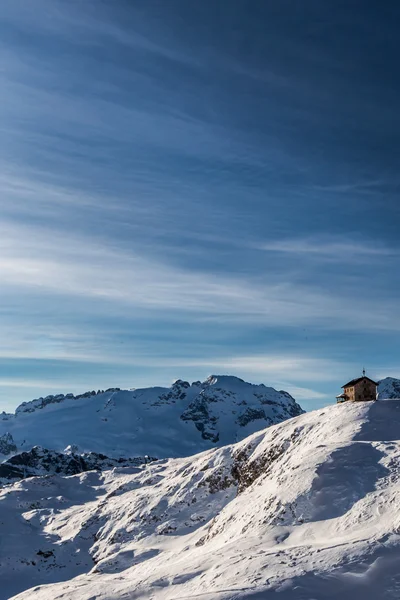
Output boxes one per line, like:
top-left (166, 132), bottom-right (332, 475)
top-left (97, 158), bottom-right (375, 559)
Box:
top-left (3, 399), bottom-right (400, 600)
top-left (0, 376), bottom-right (303, 460)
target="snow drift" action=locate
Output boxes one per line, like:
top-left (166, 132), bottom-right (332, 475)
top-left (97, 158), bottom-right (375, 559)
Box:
top-left (3, 398), bottom-right (400, 599)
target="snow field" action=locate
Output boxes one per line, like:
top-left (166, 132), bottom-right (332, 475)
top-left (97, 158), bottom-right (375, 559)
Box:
top-left (4, 399), bottom-right (400, 599)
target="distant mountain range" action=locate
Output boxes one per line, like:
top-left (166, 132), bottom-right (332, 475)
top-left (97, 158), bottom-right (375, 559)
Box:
top-left (0, 375), bottom-right (304, 462)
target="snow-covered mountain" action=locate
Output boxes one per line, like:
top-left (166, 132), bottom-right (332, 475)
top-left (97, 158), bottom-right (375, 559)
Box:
top-left (0, 446), bottom-right (153, 485)
top-left (378, 376), bottom-right (400, 400)
top-left (3, 399), bottom-right (400, 600)
top-left (0, 376), bottom-right (303, 460)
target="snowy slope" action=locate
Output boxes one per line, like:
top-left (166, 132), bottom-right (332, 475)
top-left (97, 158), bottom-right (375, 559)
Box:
top-left (4, 400), bottom-right (400, 600)
top-left (0, 376), bottom-right (303, 459)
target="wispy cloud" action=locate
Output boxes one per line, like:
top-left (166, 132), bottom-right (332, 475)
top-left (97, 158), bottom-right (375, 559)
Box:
top-left (1, 220), bottom-right (400, 333)
top-left (0, 344), bottom-right (347, 383)
top-left (182, 355), bottom-right (348, 382)
top-left (259, 237), bottom-right (396, 260)
top-left (1, 0), bottom-right (200, 67)
top-left (0, 220), bottom-right (399, 333)
top-left (0, 379), bottom-right (73, 390)
top-left (279, 386), bottom-right (329, 401)
top-left (375, 369), bottom-right (400, 381)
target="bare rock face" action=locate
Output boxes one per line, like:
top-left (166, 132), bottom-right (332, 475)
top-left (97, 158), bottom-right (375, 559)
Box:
top-left (236, 407), bottom-right (270, 427)
top-left (180, 396), bottom-right (219, 442)
top-left (0, 446), bottom-right (154, 484)
top-left (15, 388), bottom-right (121, 414)
top-left (0, 432), bottom-right (17, 456)
top-left (180, 376), bottom-right (303, 443)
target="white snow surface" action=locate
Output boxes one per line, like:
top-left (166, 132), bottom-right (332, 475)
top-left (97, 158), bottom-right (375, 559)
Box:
top-left (0, 376), bottom-right (303, 459)
top-left (3, 399), bottom-right (400, 599)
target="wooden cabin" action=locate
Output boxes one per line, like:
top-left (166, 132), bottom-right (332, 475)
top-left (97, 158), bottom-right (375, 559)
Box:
top-left (336, 372), bottom-right (378, 403)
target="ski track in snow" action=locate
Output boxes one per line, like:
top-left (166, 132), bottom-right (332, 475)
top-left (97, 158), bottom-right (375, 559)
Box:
top-left (2, 393), bottom-right (400, 599)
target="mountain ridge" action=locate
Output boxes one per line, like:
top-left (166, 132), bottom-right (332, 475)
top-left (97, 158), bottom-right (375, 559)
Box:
top-left (0, 375), bottom-right (304, 460)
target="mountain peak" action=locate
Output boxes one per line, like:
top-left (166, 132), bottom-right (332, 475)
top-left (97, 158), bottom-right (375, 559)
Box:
top-left (377, 377), bottom-right (400, 400)
top-left (203, 374), bottom-right (246, 387)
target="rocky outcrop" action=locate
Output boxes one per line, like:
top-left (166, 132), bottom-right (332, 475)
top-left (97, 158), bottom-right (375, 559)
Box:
top-left (0, 433), bottom-right (17, 456)
top-left (180, 376), bottom-right (303, 443)
top-left (15, 388), bottom-right (121, 415)
top-left (0, 446), bottom-right (154, 484)
top-left (180, 396), bottom-right (219, 442)
top-left (150, 380), bottom-right (191, 406)
top-left (236, 407), bottom-right (270, 427)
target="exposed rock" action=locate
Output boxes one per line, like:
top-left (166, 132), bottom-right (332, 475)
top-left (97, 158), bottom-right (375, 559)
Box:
top-left (0, 411), bottom-right (13, 421)
top-left (0, 432), bottom-right (17, 456)
top-left (0, 446), bottom-right (155, 484)
top-left (181, 396), bottom-right (219, 442)
top-left (236, 407), bottom-right (270, 427)
top-left (15, 388), bottom-right (121, 415)
top-left (180, 376), bottom-right (303, 443)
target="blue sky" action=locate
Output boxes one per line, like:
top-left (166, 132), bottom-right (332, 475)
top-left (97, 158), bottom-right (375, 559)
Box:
top-left (1, 1), bottom-right (400, 412)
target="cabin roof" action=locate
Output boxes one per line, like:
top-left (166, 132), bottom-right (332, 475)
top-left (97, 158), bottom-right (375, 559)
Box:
top-left (342, 376), bottom-right (378, 388)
